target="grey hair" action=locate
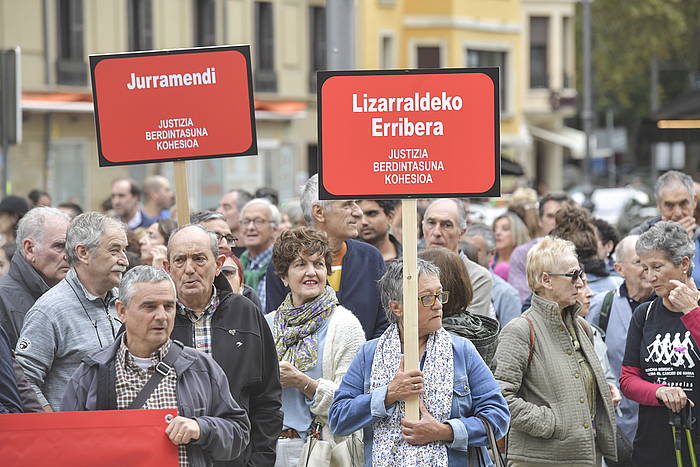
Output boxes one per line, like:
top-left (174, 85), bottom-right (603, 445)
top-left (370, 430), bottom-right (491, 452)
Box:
top-left (465, 222), bottom-right (496, 251)
top-left (119, 265), bottom-right (175, 307)
top-left (229, 188), bottom-right (253, 211)
top-left (614, 235), bottom-right (639, 264)
top-left (636, 221), bottom-right (695, 277)
top-left (16, 207), bottom-right (70, 255)
top-left (190, 210), bottom-right (226, 224)
top-left (423, 198), bottom-right (468, 231)
top-left (167, 223), bottom-right (219, 259)
top-left (377, 258), bottom-right (441, 323)
top-left (65, 212), bottom-right (126, 266)
top-left (655, 170), bottom-right (695, 200)
top-left (241, 198), bottom-right (282, 225)
top-left (300, 174), bottom-right (333, 225)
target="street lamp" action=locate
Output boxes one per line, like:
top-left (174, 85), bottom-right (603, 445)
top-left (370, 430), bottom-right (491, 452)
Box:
top-left (581, 0), bottom-right (594, 211)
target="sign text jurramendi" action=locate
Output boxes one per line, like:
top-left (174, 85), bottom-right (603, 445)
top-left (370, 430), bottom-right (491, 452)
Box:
top-left (352, 91), bottom-right (463, 137)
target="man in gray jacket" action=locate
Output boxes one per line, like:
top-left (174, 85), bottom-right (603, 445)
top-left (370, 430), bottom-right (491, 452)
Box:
top-left (62, 266), bottom-right (250, 467)
top-left (15, 212), bottom-right (128, 411)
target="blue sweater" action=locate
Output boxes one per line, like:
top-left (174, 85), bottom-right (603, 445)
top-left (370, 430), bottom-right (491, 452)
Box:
top-left (329, 334), bottom-right (510, 466)
top-left (264, 238), bottom-right (388, 339)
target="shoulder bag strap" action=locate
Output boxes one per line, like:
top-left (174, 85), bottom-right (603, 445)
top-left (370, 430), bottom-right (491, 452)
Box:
top-left (576, 317), bottom-right (594, 344)
top-left (127, 341), bottom-right (184, 410)
top-left (475, 414), bottom-right (507, 467)
top-left (523, 315), bottom-right (535, 367)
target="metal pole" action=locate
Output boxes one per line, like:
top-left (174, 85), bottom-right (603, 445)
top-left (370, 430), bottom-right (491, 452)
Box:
top-left (606, 107), bottom-right (615, 187)
top-left (582, 0), bottom-right (594, 210)
top-left (650, 56), bottom-right (659, 180)
top-left (326, 0), bottom-right (354, 70)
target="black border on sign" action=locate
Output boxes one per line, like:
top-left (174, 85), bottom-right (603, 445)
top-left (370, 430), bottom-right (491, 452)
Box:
top-left (316, 67), bottom-right (501, 200)
top-left (89, 45), bottom-right (258, 167)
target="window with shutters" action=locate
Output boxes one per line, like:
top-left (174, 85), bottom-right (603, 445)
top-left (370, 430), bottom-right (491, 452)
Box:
top-left (56, 0), bottom-right (86, 86)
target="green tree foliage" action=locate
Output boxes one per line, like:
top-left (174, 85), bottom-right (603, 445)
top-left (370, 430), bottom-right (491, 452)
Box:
top-left (587, 0), bottom-right (698, 126)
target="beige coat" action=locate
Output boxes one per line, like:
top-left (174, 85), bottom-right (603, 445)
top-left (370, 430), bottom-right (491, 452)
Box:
top-left (494, 294), bottom-right (617, 465)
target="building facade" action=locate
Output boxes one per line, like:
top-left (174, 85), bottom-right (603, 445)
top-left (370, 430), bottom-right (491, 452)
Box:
top-left (1, 0), bottom-right (321, 210)
top-left (1, 0), bottom-right (581, 207)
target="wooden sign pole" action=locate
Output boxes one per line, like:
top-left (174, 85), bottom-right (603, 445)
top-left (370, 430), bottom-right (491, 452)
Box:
top-left (173, 161), bottom-right (190, 226)
top-left (401, 198), bottom-right (419, 420)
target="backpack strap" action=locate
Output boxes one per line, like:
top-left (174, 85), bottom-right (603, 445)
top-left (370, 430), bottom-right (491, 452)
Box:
top-left (599, 289), bottom-right (616, 337)
top-left (522, 315), bottom-right (535, 367)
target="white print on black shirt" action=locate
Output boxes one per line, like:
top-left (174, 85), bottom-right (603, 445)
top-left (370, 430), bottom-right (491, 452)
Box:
top-left (645, 332), bottom-right (699, 368)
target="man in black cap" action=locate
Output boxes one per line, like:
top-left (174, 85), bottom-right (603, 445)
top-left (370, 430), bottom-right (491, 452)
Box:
top-left (0, 195), bottom-right (29, 245)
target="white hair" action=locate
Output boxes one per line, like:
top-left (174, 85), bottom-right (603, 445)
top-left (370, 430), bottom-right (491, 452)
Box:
top-left (16, 207), bottom-right (70, 256)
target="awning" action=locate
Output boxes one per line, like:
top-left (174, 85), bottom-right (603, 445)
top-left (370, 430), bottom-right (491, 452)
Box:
top-left (529, 125), bottom-right (612, 159)
top-left (501, 158), bottom-right (524, 176)
top-left (20, 91), bottom-right (308, 120)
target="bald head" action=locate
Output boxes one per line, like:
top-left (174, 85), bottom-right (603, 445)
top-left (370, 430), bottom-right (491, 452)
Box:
top-left (165, 224), bottom-right (225, 310)
top-left (421, 199), bottom-right (467, 252)
top-left (614, 235), bottom-right (639, 265)
top-left (614, 234), bottom-right (651, 300)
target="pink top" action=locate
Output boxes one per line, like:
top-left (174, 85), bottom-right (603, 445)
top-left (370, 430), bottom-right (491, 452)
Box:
top-left (490, 261), bottom-right (509, 281)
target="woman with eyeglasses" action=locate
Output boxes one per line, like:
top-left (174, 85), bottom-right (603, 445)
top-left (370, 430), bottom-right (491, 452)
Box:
top-left (494, 236), bottom-right (618, 466)
top-left (620, 221), bottom-right (700, 467)
top-left (329, 258), bottom-right (509, 466)
top-left (265, 226), bottom-right (365, 466)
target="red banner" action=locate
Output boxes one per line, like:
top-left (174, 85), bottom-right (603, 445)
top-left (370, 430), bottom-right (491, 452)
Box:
top-left (90, 46), bottom-right (256, 166)
top-left (0, 408), bottom-right (178, 466)
top-left (318, 69), bottom-right (500, 199)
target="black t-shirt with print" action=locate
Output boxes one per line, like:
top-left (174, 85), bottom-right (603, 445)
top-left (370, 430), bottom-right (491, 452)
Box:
top-left (623, 298), bottom-right (700, 466)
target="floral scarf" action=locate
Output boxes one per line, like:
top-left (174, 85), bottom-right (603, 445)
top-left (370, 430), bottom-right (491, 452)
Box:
top-left (370, 324), bottom-right (454, 467)
top-left (272, 285), bottom-right (338, 371)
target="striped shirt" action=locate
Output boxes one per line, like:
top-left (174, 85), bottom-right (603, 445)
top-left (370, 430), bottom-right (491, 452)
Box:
top-left (177, 287), bottom-right (220, 355)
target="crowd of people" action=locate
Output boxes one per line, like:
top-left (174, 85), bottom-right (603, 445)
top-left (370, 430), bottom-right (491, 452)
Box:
top-left (0, 169), bottom-right (699, 467)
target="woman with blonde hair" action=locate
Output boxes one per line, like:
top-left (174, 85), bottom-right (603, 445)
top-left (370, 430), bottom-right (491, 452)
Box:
top-left (494, 236), bottom-right (618, 465)
top-left (491, 211), bottom-right (530, 281)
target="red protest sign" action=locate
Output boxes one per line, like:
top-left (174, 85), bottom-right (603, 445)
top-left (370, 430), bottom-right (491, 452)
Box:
top-left (0, 408), bottom-right (178, 466)
top-left (90, 46), bottom-right (256, 167)
top-left (318, 68), bottom-right (500, 199)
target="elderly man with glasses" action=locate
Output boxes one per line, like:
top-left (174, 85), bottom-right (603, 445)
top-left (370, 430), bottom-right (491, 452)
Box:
top-left (238, 199), bottom-right (280, 312)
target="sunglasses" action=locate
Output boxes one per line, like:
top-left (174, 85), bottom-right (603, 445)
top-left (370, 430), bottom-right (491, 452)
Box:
top-left (548, 269), bottom-right (584, 283)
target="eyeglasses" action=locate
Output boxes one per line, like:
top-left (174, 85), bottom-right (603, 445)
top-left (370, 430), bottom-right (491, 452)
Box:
top-left (418, 291), bottom-right (449, 307)
top-left (423, 219), bottom-right (456, 232)
top-left (215, 232), bottom-right (238, 246)
top-left (241, 218), bottom-right (271, 227)
top-left (548, 269), bottom-right (584, 283)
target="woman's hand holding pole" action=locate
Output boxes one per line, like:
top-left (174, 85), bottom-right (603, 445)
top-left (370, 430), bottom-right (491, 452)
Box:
top-left (385, 356), bottom-right (424, 407)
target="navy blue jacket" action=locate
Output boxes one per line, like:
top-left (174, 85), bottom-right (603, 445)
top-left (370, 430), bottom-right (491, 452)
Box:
top-left (264, 238), bottom-right (389, 339)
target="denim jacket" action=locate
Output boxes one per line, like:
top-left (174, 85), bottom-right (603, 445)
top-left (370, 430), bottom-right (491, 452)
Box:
top-left (328, 333), bottom-right (509, 466)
